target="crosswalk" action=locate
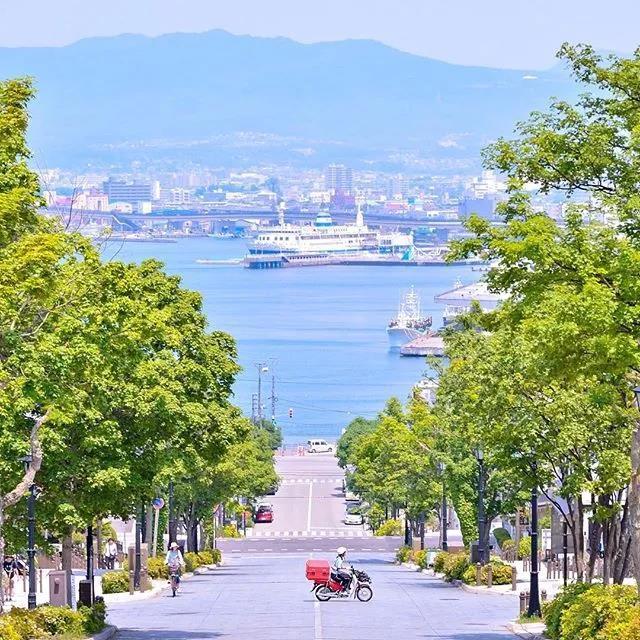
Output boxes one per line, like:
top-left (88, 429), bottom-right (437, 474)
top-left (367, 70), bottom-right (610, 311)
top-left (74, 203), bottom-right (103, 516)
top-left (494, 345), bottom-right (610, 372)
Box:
top-left (280, 477), bottom-right (343, 485)
top-left (245, 529), bottom-right (372, 538)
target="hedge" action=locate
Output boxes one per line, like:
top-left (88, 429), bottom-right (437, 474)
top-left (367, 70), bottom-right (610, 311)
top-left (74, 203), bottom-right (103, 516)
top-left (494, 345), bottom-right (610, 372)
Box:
top-left (441, 553), bottom-right (469, 582)
top-left (601, 605), bottom-right (640, 640)
top-left (395, 546), bottom-right (412, 563)
top-left (433, 551), bottom-right (449, 573)
top-left (543, 582), bottom-right (595, 640)
top-left (0, 601), bottom-right (106, 640)
top-left (560, 585), bottom-right (638, 640)
top-left (102, 570), bottom-right (130, 594)
top-left (543, 583), bottom-right (640, 640)
top-left (109, 549), bottom-right (222, 592)
top-left (462, 560), bottom-right (512, 585)
top-left (376, 519), bottom-right (402, 537)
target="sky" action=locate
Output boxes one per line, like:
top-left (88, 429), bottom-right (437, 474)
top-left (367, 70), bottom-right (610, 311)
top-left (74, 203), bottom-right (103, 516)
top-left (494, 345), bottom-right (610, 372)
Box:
top-left (0, 0), bottom-right (637, 69)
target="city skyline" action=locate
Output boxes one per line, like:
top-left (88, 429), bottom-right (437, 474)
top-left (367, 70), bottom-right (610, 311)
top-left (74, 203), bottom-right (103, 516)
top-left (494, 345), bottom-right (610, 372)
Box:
top-left (0, 0), bottom-right (637, 69)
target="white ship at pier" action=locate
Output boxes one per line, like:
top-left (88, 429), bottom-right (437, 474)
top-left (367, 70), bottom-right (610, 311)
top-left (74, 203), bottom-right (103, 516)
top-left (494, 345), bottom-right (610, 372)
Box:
top-left (387, 287), bottom-right (433, 349)
top-left (247, 204), bottom-right (413, 256)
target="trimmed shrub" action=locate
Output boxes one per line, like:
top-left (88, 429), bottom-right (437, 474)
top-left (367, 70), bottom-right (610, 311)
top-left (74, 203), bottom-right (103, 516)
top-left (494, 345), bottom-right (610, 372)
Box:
top-left (211, 548), bottom-right (222, 564)
top-left (375, 519), bottom-right (402, 536)
top-left (442, 553), bottom-right (469, 581)
top-left (433, 551), bottom-right (449, 573)
top-left (543, 582), bottom-right (596, 640)
top-left (147, 556), bottom-right (169, 580)
top-left (197, 550), bottom-right (214, 565)
top-left (461, 560), bottom-right (512, 586)
top-left (221, 524), bottom-right (241, 538)
top-left (0, 619), bottom-right (21, 640)
top-left (184, 551), bottom-right (201, 572)
top-left (395, 546), bottom-right (412, 563)
top-left (560, 584), bottom-right (638, 640)
top-left (601, 605), bottom-right (640, 640)
top-left (413, 550), bottom-right (428, 569)
top-left (34, 605), bottom-right (84, 636)
top-left (518, 536), bottom-right (531, 560)
top-left (102, 569), bottom-right (130, 593)
top-left (3, 609), bottom-right (41, 640)
top-left (80, 599), bottom-right (107, 635)
top-left (0, 601), bottom-right (105, 639)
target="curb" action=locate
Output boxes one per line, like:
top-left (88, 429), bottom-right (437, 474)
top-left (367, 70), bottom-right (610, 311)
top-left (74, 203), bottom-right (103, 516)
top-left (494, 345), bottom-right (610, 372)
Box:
top-left (458, 581), bottom-right (519, 597)
top-left (90, 625), bottom-right (117, 640)
top-left (507, 622), bottom-right (545, 640)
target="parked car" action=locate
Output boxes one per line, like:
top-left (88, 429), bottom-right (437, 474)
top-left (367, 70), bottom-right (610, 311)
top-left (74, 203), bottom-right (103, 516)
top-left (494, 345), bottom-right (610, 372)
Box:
top-left (344, 505), bottom-right (364, 526)
top-left (345, 490), bottom-right (360, 502)
top-left (306, 439), bottom-right (333, 454)
top-left (255, 506), bottom-right (274, 523)
top-left (265, 482), bottom-right (279, 495)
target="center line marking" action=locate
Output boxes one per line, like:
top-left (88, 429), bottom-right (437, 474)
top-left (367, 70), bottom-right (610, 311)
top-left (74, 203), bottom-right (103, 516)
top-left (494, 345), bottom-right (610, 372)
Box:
top-left (307, 481), bottom-right (313, 531)
top-left (314, 601), bottom-right (323, 640)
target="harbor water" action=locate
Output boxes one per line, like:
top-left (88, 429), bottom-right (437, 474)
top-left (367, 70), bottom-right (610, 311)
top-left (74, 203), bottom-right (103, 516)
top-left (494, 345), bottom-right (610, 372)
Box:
top-left (101, 237), bottom-right (480, 444)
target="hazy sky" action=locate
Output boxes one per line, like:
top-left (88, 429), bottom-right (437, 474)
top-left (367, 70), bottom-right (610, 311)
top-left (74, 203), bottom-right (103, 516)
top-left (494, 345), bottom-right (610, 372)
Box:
top-left (1, 0), bottom-right (637, 69)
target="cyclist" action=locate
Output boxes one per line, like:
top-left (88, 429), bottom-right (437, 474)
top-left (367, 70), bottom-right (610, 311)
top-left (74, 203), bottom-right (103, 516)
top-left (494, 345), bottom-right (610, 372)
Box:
top-left (165, 542), bottom-right (185, 588)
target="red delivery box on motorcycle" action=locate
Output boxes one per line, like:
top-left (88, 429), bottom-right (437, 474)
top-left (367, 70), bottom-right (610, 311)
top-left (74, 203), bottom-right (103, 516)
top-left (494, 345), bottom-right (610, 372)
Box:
top-left (305, 559), bottom-right (330, 582)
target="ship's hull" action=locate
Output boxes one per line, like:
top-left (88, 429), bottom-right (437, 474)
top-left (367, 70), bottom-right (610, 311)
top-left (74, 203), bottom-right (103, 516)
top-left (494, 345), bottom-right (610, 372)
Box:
top-left (387, 326), bottom-right (424, 349)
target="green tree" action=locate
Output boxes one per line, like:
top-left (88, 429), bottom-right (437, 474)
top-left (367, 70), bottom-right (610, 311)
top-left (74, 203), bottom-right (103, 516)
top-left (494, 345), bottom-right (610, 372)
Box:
top-left (336, 416), bottom-right (377, 468)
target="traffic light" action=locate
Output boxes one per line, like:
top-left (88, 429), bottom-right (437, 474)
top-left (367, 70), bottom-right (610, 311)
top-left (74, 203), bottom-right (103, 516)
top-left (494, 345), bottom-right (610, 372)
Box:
top-left (288, 408), bottom-right (293, 418)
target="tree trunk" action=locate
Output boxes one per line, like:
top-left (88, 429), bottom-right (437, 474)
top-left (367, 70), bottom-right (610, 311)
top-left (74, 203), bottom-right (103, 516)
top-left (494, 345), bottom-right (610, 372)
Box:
top-left (628, 421), bottom-right (640, 594)
top-left (62, 530), bottom-right (74, 571)
top-left (567, 497), bottom-right (586, 582)
top-left (145, 505), bottom-right (153, 546)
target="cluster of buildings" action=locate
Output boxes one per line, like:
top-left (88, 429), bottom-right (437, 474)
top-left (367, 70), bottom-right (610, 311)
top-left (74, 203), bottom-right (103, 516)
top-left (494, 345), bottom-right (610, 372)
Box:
top-left (40, 163), bottom-right (576, 228)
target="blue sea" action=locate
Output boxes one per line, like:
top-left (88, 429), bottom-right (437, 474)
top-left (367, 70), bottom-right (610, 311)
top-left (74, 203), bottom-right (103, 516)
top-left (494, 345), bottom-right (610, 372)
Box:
top-left (101, 238), bottom-right (480, 444)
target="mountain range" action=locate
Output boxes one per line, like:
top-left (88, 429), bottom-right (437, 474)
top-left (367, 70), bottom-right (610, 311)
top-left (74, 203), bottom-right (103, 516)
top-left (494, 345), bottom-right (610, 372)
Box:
top-left (0, 30), bottom-right (580, 169)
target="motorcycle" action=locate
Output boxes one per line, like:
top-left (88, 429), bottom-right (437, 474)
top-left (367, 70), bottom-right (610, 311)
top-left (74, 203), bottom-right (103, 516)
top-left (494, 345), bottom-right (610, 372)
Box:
top-left (313, 567), bottom-right (373, 602)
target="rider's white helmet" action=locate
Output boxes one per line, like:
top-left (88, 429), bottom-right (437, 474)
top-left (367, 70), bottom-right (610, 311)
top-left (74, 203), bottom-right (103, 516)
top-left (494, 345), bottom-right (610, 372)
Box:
top-left (336, 546), bottom-right (347, 556)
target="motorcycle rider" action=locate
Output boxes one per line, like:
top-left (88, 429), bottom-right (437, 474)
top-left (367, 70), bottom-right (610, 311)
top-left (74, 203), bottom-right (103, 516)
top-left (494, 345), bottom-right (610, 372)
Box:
top-left (332, 547), bottom-right (352, 592)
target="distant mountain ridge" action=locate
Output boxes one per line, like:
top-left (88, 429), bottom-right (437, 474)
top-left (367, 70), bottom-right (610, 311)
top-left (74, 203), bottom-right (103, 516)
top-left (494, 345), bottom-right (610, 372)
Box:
top-left (0, 30), bottom-right (579, 168)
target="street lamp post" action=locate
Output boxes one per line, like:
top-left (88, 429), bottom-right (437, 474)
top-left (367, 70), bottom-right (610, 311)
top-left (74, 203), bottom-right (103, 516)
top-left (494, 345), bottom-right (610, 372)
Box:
top-left (528, 462), bottom-right (541, 618)
top-left (438, 462), bottom-right (448, 552)
top-left (18, 455), bottom-right (37, 610)
top-left (475, 448), bottom-right (486, 565)
top-left (168, 480), bottom-right (177, 545)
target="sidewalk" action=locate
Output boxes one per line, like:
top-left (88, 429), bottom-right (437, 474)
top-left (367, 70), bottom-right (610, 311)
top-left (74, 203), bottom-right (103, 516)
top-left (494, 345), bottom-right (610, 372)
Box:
top-left (4, 563), bottom-right (221, 610)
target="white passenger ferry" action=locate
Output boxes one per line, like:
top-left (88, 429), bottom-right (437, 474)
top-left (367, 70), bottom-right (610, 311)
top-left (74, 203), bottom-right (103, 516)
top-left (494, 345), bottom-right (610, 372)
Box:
top-left (246, 205), bottom-right (413, 255)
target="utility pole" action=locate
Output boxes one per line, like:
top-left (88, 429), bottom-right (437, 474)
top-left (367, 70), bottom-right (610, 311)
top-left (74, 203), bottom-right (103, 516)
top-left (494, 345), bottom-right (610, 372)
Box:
top-left (270, 371), bottom-right (277, 422)
top-left (251, 394), bottom-right (258, 425)
top-left (255, 362), bottom-right (269, 423)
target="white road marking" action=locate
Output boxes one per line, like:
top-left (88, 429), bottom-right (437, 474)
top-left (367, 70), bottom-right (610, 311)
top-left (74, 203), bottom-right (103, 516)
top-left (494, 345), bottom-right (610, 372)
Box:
top-left (314, 601), bottom-right (323, 640)
top-left (307, 482), bottom-right (313, 531)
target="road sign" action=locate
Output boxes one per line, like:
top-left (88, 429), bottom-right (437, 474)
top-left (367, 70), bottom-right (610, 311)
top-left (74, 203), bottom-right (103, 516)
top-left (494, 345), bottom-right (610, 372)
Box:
top-left (152, 497), bottom-right (165, 510)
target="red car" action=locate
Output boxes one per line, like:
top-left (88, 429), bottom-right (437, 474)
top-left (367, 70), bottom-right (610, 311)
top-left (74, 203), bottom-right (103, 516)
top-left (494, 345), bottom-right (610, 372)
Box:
top-left (255, 506), bottom-right (273, 523)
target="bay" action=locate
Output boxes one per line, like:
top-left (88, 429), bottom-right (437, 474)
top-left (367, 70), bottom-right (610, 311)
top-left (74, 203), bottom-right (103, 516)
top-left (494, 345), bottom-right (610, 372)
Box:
top-left (101, 237), bottom-right (480, 444)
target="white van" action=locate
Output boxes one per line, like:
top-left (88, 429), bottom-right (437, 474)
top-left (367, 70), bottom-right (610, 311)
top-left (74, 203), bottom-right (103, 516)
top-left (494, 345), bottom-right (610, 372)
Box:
top-left (306, 439), bottom-right (333, 453)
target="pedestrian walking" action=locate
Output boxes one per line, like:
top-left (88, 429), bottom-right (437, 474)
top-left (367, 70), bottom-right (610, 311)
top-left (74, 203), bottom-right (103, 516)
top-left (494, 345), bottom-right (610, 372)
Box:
top-left (3, 555), bottom-right (18, 601)
top-left (104, 538), bottom-right (119, 570)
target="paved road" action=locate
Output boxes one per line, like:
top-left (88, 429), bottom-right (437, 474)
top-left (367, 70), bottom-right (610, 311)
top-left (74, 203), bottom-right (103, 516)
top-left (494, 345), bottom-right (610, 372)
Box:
top-left (109, 552), bottom-right (518, 640)
top-left (217, 453), bottom-right (461, 553)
